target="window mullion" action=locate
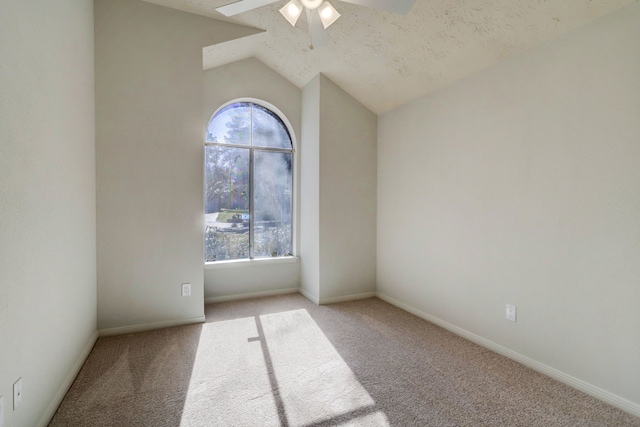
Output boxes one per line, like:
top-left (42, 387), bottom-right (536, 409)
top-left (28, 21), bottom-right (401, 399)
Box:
top-left (205, 142), bottom-right (252, 150)
top-left (249, 149), bottom-right (255, 259)
top-left (249, 105), bottom-right (255, 260)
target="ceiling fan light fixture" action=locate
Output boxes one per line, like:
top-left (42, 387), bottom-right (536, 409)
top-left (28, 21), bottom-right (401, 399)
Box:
top-left (318, 1), bottom-right (340, 29)
top-left (279, 0), bottom-right (303, 26)
top-left (300, 0), bottom-right (324, 10)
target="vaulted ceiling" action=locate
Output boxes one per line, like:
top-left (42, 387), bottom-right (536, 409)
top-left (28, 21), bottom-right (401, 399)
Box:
top-left (142, 0), bottom-right (634, 114)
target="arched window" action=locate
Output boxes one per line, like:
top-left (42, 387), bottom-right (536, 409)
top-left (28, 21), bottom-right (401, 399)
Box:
top-left (205, 101), bottom-right (294, 262)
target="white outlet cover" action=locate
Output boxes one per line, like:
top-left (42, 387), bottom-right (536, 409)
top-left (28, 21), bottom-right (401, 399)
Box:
top-left (181, 283), bottom-right (191, 297)
top-left (13, 378), bottom-right (22, 409)
top-left (0, 395), bottom-right (5, 427)
top-left (506, 304), bottom-right (517, 322)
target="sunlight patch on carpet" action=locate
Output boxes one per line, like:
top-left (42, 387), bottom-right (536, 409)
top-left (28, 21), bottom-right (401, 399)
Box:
top-left (261, 309), bottom-right (389, 427)
top-left (181, 309), bottom-right (387, 426)
top-left (181, 317), bottom-right (280, 426)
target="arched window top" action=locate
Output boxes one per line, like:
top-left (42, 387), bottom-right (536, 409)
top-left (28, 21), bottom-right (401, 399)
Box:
top-left (206, 102), bottom-right (292, 150)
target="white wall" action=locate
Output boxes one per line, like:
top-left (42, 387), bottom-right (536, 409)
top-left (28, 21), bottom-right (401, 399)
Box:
top-left (300, 76), bottom-right (322, 302)
top-left (300, 75), bottom-right (377, 304)
top-left (318, 75), bottom-right (377, 302)
top-left (95, 0), bottom-right (260, 330)
top-left (203, 58), bottom-right (301, 300)
top-left (0, 1), bottom-right (97, 425)
top-left (378, 2), bottom-right (640, 412)
top-left (204, 261), bottom-right (300, 301)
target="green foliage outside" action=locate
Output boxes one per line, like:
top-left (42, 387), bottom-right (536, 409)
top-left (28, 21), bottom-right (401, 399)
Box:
top-left (205, 224), bottom-right (292, 262)
top-left (205, 228), bottom-right (249, 262)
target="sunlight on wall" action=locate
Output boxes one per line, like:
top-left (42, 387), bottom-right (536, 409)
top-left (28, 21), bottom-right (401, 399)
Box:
top-left (182, 309), bottom-right (389, 426)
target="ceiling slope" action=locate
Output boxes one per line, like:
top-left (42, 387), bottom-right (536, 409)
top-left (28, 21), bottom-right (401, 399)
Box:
top-left (143, 0), bottom-right (635, 114)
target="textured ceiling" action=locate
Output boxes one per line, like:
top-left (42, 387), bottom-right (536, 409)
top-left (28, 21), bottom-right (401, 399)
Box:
top-left (142, 0), bottom-right (635, 114)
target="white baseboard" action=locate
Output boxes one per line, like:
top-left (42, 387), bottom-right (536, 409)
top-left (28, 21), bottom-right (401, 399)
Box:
top-left (376, 292), bottom-right (640, 419)
top-left (98, 316), bottom-right (206, 337)
top-left (205, 287), bottom-right (300, 304)
top-left (38, 330), bottom-right (99, 427)
top-left (299, 288), bottom-right (319, 305)
top-left (320, 291), bottom-right (377, 305)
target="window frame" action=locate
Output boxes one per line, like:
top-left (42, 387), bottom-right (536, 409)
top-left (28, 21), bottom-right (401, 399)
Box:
top-left (204, 98), bottom-right (298, 266)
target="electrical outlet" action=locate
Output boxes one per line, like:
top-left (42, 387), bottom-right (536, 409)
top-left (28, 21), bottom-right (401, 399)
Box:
top-left (1, 395), bottom-right (5, 427)
top-left (181, 283), bottom-right (191, 297)
top-left (13, 378), bottom-right (22, 409)
top-left (506, 304), bottom-right (517, 322)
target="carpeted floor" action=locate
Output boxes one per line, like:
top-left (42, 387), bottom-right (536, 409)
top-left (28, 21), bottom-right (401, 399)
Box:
top-left (50, 294), bottom-right (640, 426)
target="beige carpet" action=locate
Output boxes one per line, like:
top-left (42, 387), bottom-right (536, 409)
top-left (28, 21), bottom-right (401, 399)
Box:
top-left (50, 294), bottom-right (640, 426)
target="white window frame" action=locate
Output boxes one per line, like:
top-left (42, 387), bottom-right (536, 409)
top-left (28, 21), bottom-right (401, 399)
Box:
top-left (204, 98), bottom-right (298, 268)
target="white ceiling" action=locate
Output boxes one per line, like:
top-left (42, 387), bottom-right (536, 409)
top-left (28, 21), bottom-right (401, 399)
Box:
top-left (142, 0), bottom-right (634, 114)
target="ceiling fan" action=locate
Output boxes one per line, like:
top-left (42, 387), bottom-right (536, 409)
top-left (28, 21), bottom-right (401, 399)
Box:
top-left (215, 0), bottom-right (417, 48)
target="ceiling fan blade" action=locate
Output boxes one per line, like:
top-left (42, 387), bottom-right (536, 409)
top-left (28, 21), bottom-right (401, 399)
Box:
top-left (215, 0), bottom-right (280, 17)
top-left (338, 0), bottom-right (416, 14)
top-left (306, 8), bottom-right (329, 49)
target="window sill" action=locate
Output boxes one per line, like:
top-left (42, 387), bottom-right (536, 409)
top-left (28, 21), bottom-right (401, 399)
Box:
top-left (204, 256), bottom-right (300, 270)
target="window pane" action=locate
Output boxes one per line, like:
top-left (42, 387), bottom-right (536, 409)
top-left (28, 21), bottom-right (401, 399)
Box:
top-left (252, 104), bottom-right (292, 149)
top-left (206, 102), bottom-right (251, 145)
top-left (253, 151), bottom-right (293, 258)
top-left (204, 146), bottom-right (250, 261)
